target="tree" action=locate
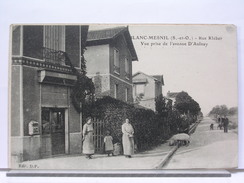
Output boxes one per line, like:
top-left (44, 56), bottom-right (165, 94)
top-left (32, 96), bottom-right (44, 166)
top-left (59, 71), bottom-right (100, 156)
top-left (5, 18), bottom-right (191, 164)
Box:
top-left (208, 105), bottom-right (221, 116)
top-left (228, 107), bottom-right (238, 115)
top-left (209, 105), bottom-right (238, 116)
top-left (173, 91), bottom-right (201, 131)
top-left (188, 99), bottom-right (201, 116)
top-left (219, 105), bottom-right (228, 116)
top-left (155, 94), bottom-right (167, 116)
top-left (174, 91), bottom-right (200, 115)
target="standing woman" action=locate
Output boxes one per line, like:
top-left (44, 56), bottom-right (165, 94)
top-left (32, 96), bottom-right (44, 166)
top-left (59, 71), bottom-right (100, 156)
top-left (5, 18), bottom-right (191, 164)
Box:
top-left (122, 118), bottom-right (134, 158)
top-left (82, 117), bottom-right (95, 159)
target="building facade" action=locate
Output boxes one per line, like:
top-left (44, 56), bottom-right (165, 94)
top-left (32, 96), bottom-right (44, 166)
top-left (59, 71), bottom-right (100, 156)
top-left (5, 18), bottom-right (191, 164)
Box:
top-left (11, 25), bottom-right (88, 163)
top-left (84, 26), bottom-right (138, 103)
top-left (133, 71), bottom-right (164, 111)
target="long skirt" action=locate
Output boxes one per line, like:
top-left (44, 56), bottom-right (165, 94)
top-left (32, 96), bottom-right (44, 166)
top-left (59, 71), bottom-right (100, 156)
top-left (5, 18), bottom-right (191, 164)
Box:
top-left (82, 132), bottom-right (95, 154)
top-left (122, 134), bottom-right (134, 155)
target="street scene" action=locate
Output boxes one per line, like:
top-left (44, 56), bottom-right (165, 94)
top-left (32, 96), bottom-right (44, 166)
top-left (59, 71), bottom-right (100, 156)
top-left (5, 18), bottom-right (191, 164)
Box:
top-left (14, 116), bottom-right (237, 169)
top-left (165, 116), bottom-right (238, 169)
top-left (10, 24), bottom-right (238, 170)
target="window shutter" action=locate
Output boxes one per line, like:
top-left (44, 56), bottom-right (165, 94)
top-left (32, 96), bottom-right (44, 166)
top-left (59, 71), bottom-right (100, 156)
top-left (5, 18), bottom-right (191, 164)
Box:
top-left (23, 26), bottom-right (43, 59)
top-left (65, 26), bottom-right (80, 68)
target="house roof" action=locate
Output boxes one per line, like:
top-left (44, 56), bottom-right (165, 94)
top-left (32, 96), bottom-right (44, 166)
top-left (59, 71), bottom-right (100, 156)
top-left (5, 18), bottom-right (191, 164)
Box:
top-left (87, 26), bottom-right (126, 41)
top-left (167, 92), bottom-right (180, 98)
top-left (86, 26), bottom-right (138, 61)
top-left (152, 75), bottom-right (164, 85)
top-left (133, 71), bottom-right (164, 85)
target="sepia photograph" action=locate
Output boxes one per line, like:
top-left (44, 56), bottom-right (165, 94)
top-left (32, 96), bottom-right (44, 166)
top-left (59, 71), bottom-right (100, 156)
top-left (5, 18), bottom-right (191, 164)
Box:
top-left (10, 24), bottom-right (238, 170)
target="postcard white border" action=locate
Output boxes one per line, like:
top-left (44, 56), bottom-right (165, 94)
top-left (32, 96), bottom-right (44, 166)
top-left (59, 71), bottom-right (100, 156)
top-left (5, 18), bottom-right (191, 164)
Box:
top-left (0, 0), bottom-right (244, 182)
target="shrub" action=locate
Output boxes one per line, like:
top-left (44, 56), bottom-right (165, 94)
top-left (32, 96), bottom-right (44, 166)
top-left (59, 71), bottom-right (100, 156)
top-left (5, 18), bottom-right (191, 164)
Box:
top-left (83, 96), bottom-right (197, 151)
top-left (87, 96), bottom-right (166, 151)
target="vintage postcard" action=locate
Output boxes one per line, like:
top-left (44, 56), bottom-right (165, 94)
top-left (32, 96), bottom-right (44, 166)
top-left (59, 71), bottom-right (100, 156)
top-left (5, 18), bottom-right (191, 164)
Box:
top-left (9, 24), bottom-right (238, 170)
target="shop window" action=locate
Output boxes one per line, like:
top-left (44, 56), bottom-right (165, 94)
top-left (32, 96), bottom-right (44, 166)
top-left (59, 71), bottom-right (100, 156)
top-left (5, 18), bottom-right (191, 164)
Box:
top-left (41, 108), bottom-right (65, 135)
top-left (51, 111), bottom-right (64, 133)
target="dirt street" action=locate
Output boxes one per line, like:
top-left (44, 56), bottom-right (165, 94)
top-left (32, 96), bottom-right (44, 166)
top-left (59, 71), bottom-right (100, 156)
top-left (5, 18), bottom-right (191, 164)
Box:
top-left (164, 117), bottom-right (238, 169)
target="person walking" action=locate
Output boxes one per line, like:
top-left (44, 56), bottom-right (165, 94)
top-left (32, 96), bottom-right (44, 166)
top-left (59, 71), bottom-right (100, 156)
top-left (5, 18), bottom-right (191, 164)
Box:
top-left (104, 131), bottom-right (114, 156)
top-left (223, 116), bottom-right (229, 133)
top-left (122, 118), bottom-right (134, 158)
top-left (82, 117), bottom-right (95, 159)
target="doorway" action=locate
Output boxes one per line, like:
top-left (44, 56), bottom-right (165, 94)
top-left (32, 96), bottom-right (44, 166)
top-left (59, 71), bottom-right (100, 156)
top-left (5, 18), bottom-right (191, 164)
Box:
top-left (41, 108), bottom-right (66, 156)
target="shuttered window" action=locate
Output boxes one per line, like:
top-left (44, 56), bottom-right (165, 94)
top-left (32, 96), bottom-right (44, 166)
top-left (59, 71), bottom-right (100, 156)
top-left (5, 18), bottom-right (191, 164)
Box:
top-left (44, 26), bottom-right (65, 51)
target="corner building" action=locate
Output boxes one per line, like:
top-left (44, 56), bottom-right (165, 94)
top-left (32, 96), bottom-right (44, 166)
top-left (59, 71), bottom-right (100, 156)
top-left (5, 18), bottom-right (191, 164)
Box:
top-left (11, 25), bottom-right (88, 162)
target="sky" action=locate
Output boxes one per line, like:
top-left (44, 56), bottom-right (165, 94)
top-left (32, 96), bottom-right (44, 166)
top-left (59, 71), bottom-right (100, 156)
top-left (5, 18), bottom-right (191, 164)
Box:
top-left (128, 25), bottom-right (238, 115)
top-left (89, 24), bottom-right (238, 115)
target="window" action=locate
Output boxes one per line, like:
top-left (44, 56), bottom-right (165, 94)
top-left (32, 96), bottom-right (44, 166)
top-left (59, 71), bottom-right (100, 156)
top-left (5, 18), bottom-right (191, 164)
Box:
top-left (42, 108), bottom-right (50, 135)
top-left (125, 57), bottom-right (130, 79)
top-left (44, 26), bottom-right (65, 51)
top-left (135, 84), bottom-right (145, 96)
top-left (114, 48), bottom-right (120, 73)
top-left (41, 108), bottom-right (65, 135)
top-left (43, 26), bottom-right (65, 64)
top-left (114, 84), bottom-right (119, 99)
top-left (125, 88), bottom-right (129, 102)
top-left (125, 57), bottom-right (129, 73)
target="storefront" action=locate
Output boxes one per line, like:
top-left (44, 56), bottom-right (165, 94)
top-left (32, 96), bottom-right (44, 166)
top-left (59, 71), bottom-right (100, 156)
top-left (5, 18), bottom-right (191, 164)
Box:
top-left (10, 25), bottom-right (88, 163)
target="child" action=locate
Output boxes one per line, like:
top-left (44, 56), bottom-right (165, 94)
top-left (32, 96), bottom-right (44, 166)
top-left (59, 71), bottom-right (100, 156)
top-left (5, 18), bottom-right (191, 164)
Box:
top-left (104, 131), bottom-right (114, 156)
top-left (210, 123), bottom-right (214, 130)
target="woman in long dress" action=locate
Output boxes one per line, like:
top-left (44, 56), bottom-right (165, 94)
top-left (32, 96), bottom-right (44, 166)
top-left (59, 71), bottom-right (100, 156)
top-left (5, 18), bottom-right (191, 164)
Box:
top-left (122, 118), bottom-right (134, 158)
top-left (82, 117), bottom-right (95, 159)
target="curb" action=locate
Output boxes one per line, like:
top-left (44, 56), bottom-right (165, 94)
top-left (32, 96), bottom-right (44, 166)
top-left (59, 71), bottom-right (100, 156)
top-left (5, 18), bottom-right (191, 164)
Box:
top-left (153, 146), bottom-right (179, 169)
top-left (189, 120), bottom-right (201, 134)
top-left (153, 119), bottom-right (202, 169)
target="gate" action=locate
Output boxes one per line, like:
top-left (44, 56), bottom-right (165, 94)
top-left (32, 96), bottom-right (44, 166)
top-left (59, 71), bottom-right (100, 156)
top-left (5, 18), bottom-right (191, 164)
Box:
top-left (92, 118), bottom-right (105, 153)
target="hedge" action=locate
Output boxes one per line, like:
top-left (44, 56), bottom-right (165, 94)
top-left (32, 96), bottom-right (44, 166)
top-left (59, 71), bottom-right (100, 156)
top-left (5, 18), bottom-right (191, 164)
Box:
top-left (83, 96), bottom-right (195, 151)
top-left (83, 96), bottom-right (179, 150)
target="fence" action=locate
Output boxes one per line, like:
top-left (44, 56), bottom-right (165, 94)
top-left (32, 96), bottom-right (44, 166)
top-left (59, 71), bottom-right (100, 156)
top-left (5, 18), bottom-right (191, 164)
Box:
top-left (92, 118), bottom-right (105, 153)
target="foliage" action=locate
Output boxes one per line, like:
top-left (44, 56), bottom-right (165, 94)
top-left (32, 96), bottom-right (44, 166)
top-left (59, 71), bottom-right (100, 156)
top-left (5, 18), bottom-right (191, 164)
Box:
top-left (155, 94), bottom-right (167, 116)
top-left (85, 95), bottom-right (200, 151)
top-left (228, 107), bottom-right (238, 115)
top-left (63, 26), bottom-right (95, 113)
top-left (88, 96), bottom-right (165, 150)
top-left (208, 105), bottom-right (237, 116)
top-left (174, 91), bottom-right (201, 116)
top-left (174, 91), bottom-right (192, 114)
top-left (188, 99), bottom-right (201, 116)
top-left (167, 109), bottom-right (182, 135)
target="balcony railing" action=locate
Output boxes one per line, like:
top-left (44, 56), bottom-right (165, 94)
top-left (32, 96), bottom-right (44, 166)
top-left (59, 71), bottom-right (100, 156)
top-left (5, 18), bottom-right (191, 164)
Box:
top-left (42, 47), bottom-right (66, 65)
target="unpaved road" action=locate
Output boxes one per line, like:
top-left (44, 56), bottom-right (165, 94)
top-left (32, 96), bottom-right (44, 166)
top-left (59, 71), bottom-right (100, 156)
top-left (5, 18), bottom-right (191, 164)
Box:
top-left (164, 117), bottom-right (238, 169)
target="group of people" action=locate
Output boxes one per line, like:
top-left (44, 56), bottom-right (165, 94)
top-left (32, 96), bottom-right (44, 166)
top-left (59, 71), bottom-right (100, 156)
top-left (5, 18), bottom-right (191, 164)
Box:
top-left (216, 115), bottom-right (229, 133)
top-left (82, 117), bottom-right (135, 159)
